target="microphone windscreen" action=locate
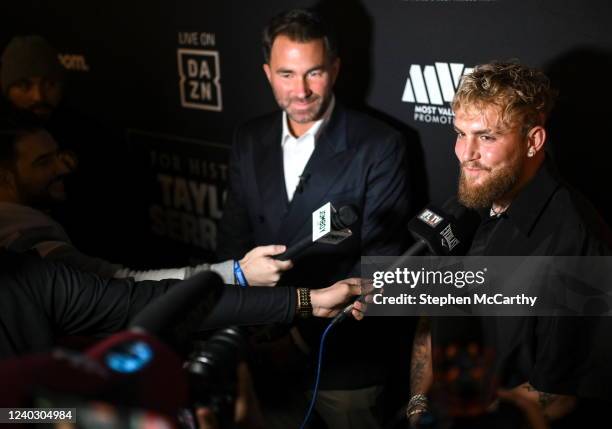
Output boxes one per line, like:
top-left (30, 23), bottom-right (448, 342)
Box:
top-left (129, 271), bottom-right (224, 336)
top-left (408, 197), bottom-right (480, 256)
top-left (332, 205), bottom-right (359, 230)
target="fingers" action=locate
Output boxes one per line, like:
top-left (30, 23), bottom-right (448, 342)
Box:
top-left (241, 245), bottom-right (295, 286)
top-left (339, 277), bottom-right (362, 296)
top-left (351, 300), bottom-right (366, 320)
top-left (497, 388), bottom-right (534, 409)
top-left (243, 244), bottom-right (287, 260)
top-left (339, 277), bottom-right (378, 298)
top-left (256, 244), bottom-right (287, 257)
top-left (353, 300), bottom-right (364, 311)
top-left (250, 245), bottom-right (293, 272)
top-left (273, 258), bottom-right (294, 271)
top-left (497, 389), bottom-right (550, 429)
top-left (361, 278), bottom-right (375, 295)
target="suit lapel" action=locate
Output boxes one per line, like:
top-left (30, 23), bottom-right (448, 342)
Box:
top-left (277, 104), bottom-right (352, 245)
top-left (252, 114), bottom-right (288, 237)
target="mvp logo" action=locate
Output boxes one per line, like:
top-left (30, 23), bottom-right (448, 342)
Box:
top-left (177, 49), bottom-right (222, 111)
top-left (401, 62), bottom-right (473, 125)
top-left (402, 62), bottom-right (473, 105)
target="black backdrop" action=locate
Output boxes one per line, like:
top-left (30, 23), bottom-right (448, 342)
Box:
top-left (4, 0), bottom-right (612, 266)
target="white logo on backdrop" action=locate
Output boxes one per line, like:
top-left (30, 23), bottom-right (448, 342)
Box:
top-left (401, 62), bottom-right (473, 125)
top-left (58, 54), bottom-right (90, 72)
top-left (177, 49), bottom-right (222, 111)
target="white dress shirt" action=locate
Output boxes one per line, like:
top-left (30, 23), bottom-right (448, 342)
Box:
top-left (282, 97), bottom-right (335, 202)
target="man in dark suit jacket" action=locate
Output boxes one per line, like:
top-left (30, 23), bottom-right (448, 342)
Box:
top-left (217, 9), bottom-right (412, 428)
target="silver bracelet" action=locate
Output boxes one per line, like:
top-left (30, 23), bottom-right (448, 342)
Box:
top-left (406, 393), bottom-right (429, 416)
top-left (406, 408), bottom-right (427, 419)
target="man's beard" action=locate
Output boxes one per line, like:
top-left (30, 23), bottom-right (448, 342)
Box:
top-left (29, 103), bottom-right (55, 119)
top-left (457, 161), bottom-right (522, 210)
top-left (277, 93), bottom-right (329, 125)
top-left (15, 176), bottom-right (66, 209)
top-left (12, 102), bottom-right (56, 120)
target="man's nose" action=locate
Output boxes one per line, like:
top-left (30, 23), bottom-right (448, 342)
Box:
top-left (30, 83), bottom-right (44, 103)
top-left (56, 152), bottom-right (76, 175)
top-left (294, 77), bottom-right (312, 99)
top-left (460, 137), bottom-right (480, 164)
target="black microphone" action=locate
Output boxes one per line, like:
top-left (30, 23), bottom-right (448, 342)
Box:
top-left (296, 173), bottom-right (310, 194)
top-left (129, 271), bottom-right (224, 336)
top-left (393, 197), bottom-right (481, 264)
top-left (334, 197), bottom-right (480, 323)
top-left (273, 203), bottom-right (359, 261)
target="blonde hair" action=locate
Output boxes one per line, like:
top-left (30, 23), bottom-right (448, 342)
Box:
top-left (452, 61), bottom-right (557, 134)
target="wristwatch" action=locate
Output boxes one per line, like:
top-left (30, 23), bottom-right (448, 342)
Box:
top-left (296, 288), bottom-right (313, 318)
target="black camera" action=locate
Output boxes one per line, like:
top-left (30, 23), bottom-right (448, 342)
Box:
top-left (181, 327), bottom-right (249, 428)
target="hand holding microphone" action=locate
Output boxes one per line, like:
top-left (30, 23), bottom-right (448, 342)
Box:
top-left (310, 278), bottom-right (368, 320)
top-left (239, 245), bottom-right (293, 287)
top-left (236, 203), bottom-right (359, 287)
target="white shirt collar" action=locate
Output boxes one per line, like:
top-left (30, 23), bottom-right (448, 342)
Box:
top-left (281, 95), bottom-right (335, 145)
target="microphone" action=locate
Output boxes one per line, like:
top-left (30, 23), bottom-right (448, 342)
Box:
top-left (273, 203), bottom-right (359, 261)
top-left (129, 271), bottom-right (224, 337)
top-left (296, 173), bottom-right (310, 194)
top-left (397, 196), bottom-right (481, 262)
top-left (334, 197), bottom-right (480, 323)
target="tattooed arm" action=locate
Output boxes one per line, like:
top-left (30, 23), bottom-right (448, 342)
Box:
top-left (410, 316), bottom-right (433, 396)
top-left (406, 317), bottom-right (433, 425)
top-left (509, 382), bottom-right (576, 420)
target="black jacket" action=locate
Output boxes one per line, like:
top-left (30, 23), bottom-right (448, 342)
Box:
top-left (217, 103), bottom-right (414, 389)
top-left (0, 251), bottom-right (296, 360)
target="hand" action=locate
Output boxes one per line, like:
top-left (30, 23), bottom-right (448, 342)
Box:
top-left (499, 383), bottom-right (574, 422)
top-left (239, 245), bottom-right (293, 287)
top-left (310, 278), bottom-right (367, 319)
top-left (497, 389), bottom-right (550, 429)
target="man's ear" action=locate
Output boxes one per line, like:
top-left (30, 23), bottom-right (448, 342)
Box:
top-left (527, 125), bottom-right (546, 155)
top-left (330, 58), bottom-right (341, 85)
top-left (263, 63), bottom-right (272, 83)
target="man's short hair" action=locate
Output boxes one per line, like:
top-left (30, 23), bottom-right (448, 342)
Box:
top-left (262, 8), bottom-right (338, 64)
top-left (452, 61), bottom-right (557, 134)
top-left (0, 115), bottom-right (45, 168)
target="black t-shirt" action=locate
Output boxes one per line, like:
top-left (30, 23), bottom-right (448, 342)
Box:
top-left (0, 251), bottom-right (295, 360)
top-left (443, 161), bottom-right (612, 399)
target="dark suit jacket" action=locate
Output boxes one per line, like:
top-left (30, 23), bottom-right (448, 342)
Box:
top-left (217, 103), bottom-right (413, 388)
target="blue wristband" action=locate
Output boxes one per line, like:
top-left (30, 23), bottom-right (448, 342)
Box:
top-left (234, 260), bottom-right (249, 288)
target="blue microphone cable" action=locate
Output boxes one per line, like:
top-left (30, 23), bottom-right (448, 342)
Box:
top-left (298, 302), bottom-right (356, 429)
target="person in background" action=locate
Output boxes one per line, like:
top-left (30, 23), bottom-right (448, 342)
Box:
top-left (1, 35), bottom-right (131, 259)
top-left (0, 117), bottom-right (293, 283)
